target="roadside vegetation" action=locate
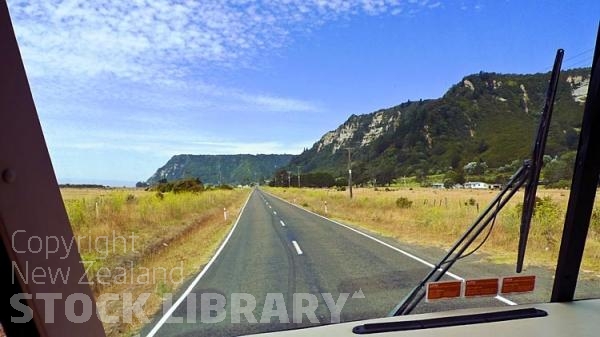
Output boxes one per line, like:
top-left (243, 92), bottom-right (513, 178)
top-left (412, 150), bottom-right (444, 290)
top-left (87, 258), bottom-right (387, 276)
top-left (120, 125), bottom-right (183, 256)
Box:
top-left (266, 187), bottom-right (600, 274)
top-left (61, 186), bottom-right (249, 336)
top-left (269, 151), bottom-right (577, 190)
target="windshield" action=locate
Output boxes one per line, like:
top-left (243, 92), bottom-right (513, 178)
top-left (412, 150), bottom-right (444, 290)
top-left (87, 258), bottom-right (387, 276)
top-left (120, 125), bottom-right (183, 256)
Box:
top-left (5, 1), bottom-right (600, 337)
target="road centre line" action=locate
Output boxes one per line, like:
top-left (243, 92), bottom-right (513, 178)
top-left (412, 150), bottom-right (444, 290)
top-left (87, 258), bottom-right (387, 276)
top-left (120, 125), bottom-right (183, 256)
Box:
top-left (146, 190), bottom-right (254, 337)
top-left (262, 191), bottom-right (517, 306)
top-left (292, 240), bottom-right (303, 255)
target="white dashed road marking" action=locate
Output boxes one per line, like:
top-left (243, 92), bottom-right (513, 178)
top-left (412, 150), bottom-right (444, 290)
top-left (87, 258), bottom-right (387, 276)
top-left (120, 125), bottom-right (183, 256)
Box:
top-left (292, 240), bottom-right (303, 255)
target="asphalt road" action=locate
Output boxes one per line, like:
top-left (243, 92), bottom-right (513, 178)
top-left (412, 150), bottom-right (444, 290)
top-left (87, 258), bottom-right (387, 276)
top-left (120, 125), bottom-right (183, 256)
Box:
top-left (143, 188), bottom-right (537, 337)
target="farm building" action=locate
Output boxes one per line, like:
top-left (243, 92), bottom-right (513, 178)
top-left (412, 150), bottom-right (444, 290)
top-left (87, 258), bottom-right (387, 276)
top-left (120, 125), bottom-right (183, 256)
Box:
top-left (464, 181), bottom-right (489, 189)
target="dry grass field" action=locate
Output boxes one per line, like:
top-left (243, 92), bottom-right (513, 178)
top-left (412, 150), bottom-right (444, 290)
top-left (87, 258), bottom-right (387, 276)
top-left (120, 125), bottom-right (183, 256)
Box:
top-left (60, 187), bottom-right (249, 336)
top-left (266, 187), bottom-right (600, 274)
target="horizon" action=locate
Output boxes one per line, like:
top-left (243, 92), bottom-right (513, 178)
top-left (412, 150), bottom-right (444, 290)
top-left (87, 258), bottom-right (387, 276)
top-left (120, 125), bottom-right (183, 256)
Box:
top-left (7, 0), bottom-right (599, 183)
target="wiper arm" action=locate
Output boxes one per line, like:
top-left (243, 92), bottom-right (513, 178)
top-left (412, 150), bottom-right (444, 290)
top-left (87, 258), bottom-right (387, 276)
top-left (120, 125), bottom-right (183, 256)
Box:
top-left (390, 166), bottom-right (530, 316)
top-left (390, 49), bottom-right (564, 316)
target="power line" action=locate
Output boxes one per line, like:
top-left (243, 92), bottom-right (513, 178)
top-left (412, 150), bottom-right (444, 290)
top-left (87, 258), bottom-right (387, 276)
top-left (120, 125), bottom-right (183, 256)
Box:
top-left (563, 57), bottom-right (593, 70)
top-left (538, 47), bottom-right (593, 72)
top-left (563, 47), bottom-right (594, 63)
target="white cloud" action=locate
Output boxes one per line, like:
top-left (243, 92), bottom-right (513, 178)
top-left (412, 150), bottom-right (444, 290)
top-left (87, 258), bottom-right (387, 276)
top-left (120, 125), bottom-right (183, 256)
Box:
top-left (234, 93), bottom-right (320, 113)
top-left (8, 0), bottom-right (442, 83)
top-left (47, 126), bottom-right (309, 157)
top-left (9, 0), bottom-right (446, 116)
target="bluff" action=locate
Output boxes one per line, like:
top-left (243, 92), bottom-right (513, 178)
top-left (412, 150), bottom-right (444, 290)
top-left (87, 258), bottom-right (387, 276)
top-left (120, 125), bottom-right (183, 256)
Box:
top-left (147, 154), bottom-right (293, 185)
top-left (289, 68), bottom-right (590, 185)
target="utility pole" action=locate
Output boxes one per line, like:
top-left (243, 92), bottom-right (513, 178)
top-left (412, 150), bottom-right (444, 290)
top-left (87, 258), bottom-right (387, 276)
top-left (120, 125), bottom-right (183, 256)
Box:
top-left (287, 171), bottom-right (291, 187)
top-left (217, 163), bottom-right (222, 185)
top-left (346, 147), bottom-right (353, 198)
top-left (297, 166), bottom-right (301, 188)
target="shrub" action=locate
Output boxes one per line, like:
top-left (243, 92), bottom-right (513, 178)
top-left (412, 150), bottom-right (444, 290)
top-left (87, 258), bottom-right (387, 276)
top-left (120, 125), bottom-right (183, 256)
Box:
top-left (151, 178), bottom-right (204, 193)
top-left (173, 178), bottom-right (204, 193)
top-left (545, 179), bottom-right (571, 189)
top-left (396, 197), bottom-right (413, 208)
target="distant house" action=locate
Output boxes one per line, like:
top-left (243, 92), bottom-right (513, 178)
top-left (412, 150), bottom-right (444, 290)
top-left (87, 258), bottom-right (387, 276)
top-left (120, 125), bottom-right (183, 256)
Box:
top-left (431, 183), bottom-right (445, 189)
top-left (464, 181), bottom-right (489, 189)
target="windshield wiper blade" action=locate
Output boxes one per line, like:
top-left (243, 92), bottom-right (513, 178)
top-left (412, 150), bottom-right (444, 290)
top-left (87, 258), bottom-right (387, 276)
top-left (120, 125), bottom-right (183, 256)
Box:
top-left (390, 49), bottom-right (564, 316)
top-left (517, 49), bottom-right (564, 273)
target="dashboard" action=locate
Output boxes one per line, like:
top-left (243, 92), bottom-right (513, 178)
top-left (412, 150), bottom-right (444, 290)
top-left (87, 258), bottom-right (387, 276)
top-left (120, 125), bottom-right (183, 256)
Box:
top-left (252, 299), bottom-right (600, 337)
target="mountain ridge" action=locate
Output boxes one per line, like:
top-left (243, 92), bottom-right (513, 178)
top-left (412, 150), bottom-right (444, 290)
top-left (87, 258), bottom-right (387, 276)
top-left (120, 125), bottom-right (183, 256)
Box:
top-left (147, 154), bottom-right (293, 185)
top-left (146, 68), bottom-right (590, 186)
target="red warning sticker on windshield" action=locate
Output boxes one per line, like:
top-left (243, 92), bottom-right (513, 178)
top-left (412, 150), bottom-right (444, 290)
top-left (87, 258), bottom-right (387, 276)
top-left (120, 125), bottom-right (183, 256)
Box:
top-left (425, 280), bottom-right (463, 302)
top-left (464, 278), bottom-right (499, 297)
top-left (501, 275), bottom-right (536, 294)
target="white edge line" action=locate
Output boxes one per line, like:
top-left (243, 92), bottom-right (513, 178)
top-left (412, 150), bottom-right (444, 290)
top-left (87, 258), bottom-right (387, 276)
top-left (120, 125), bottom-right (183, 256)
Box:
top-left (262, 190), bottom-right (517, 306)
top-left (280, 220), bottom-right (286, 227)
top-left (494, 295), bottom-right (517, 305)
top-left (292, 240), bottom-right (303, 255)
top-left (145, 189), bottom-right (255, 337)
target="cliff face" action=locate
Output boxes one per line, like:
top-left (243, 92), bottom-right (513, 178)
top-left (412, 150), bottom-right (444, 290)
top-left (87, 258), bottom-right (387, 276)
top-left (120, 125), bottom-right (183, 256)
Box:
top-left (288, 68), bottom-right (589, 183)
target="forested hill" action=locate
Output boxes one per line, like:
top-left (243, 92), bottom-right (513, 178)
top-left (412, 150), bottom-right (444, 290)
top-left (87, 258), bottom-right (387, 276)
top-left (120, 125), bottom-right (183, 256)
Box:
top-left (288, 68), bottom-right (590, 185)
top-left (147, 154), bottom-right (293, 185)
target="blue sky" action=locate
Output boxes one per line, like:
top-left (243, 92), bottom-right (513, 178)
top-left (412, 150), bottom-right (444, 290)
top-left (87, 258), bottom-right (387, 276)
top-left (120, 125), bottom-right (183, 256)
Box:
top-left (7, 0), bottom-right (599, 185)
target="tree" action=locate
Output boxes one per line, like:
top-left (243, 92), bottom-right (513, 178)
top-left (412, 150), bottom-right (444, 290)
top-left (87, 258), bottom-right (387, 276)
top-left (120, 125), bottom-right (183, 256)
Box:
top-left (463, 161), bottom-right (488, 175)
top-left (443, 169), bottom-right (465, 188)
top-left (151, 178), bottom-right (204, 193)
top-left (542, 151), bottom-right (576, 185)
top-left (135, 181), bottom-right (149, 188)
top-left (172, 178), bottom-right (204, 193)
top-left (301, 172), bottom-right (335, 188)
